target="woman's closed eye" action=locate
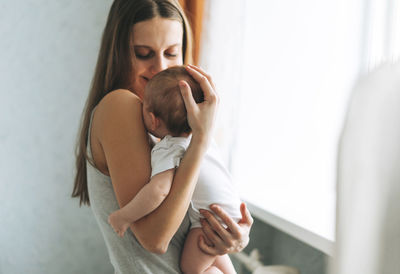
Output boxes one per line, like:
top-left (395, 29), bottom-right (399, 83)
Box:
top-left (134, 50), bottom-right (178, 60)
top-left (165, 52), bottom-right (178, 58)
top-left (135, 50), bottom-right (153, 60)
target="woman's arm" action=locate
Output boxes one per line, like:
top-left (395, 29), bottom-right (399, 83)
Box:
top-left (96, 66), bottom-right (217, 254)
top-left (96, 91), bottom-right (202, 253)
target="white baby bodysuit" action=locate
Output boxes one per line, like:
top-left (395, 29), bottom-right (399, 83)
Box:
top-left (151, 135), bottom-right (242, 228)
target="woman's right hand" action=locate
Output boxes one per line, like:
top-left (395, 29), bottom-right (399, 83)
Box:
top-left (179, 65), bottom-right (219, 143)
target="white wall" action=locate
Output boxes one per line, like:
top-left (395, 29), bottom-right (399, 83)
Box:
top-left (0, 1), bottom-right (114, 273)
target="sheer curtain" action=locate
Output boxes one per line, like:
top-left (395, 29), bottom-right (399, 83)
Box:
top-left (199, 0), bottom-right (246, 166)
top-left (332, 60), bottom-right (400, 274)
top-left (201, 0), bottom-right (364, 247)
top-left (361, 0), bottom-right (400, 72)
top-left (332, 1), bottom-right (400, 272)
top-left (199, 0), bottom-right (400, 251)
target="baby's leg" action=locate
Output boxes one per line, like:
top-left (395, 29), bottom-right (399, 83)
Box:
top-left (180, 228), bottom-right (236, 274)
top-left (213, 254), bottom-right (236, 274)
top-left (181, 228), bottom-right (219, 273)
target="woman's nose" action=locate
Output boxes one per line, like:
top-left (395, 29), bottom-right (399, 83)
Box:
top-left (150, 55), bottom-right (167, 76)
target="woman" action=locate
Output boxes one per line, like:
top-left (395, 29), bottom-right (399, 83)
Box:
top-left (72, 0), bottom-right (253, 273)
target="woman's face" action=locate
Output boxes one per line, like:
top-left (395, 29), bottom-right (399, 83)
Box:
top-left (131, 17), bottom-right (184, 99)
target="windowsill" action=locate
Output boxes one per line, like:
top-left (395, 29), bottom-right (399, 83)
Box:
top-left (243, 191), bottom-right (335, 256)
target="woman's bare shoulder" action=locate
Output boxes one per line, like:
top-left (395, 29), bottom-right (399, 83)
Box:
top-left (93, 89), bottom-right (147, 148)
top-left (95, 89), bottom-right (142, 124)
top-left (98, 89), bottom-right (142, 111)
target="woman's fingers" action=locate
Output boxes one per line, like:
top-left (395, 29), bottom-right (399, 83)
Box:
top-left (199, 209), bottom-right (231, 243)
top-left (198, 236), bottom-right (230, 256)
top-left (200, 217), bottom-right (225, 247)
top-left (198, 219), bottom-right (232, 256)
top-left (179, 80), bottom-right (198, 113)
top-left (186, 64), bottom-right (216, 90)
top-left (208, 205), bottom-right (241, 238)
top-left (181, 66), bottom-right (218, 139)
top-left (198, 235), bottom-right (218, 255)
top-left (234, 203), bottom-right (252, 251)
top-left (239, 202), bottom-right (254, 226)
top-left (185, 65), bottom-right (218, 103)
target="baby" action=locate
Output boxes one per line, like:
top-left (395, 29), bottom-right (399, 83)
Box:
top-left (108, 66), bottom-right (241, 273)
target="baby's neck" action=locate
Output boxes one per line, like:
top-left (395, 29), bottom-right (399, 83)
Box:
top-left (151, 125), bottom-right (190, 139)
top-left (159, 132), bottom-right (191, 139)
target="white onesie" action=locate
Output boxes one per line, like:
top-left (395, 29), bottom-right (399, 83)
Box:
top-left (150, 135), bottom-right (242, 228)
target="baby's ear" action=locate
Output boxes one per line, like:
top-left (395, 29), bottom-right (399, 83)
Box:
top-left (149, 112), bottom-right (160, 130)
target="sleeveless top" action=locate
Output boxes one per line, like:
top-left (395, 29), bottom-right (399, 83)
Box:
top-left (86, 108), bottom-right (190, 274)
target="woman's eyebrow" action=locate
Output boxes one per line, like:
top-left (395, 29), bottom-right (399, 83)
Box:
top-left (133, 45), bottom-right (151, 49)
top-left (133, 43), bottom-right (181, 49)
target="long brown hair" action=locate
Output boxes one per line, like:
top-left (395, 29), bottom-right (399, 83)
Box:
top-left (72, 0), bottom-right (194, 206)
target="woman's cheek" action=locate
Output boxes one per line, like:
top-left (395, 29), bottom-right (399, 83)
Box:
top-left (169, 54), bottom-right (183, 67)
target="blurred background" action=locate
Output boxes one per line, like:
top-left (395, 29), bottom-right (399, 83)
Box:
top-left (0, 0), bottom-right (399, 273)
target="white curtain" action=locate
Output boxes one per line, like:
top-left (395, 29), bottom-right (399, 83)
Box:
top-left (200, 0), bottom-right (363, 246)
top-left (361, 0), bottom-right (400, 72)
top-left (200, 0), bottom-right (400, 259)
top-left (332, 0), bottom-right (400, 272)
top-left (199, 0), bottom-right (246, 168)
top-left (332, 62), bottom-right (400, 274)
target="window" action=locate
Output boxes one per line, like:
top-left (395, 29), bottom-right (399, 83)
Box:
top-left (200, 0), bottom-right (400, 255)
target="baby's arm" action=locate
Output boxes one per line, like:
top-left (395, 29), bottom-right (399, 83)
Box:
top-left (108, 169), bottom-right (174, 237)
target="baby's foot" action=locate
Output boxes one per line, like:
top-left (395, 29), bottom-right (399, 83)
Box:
top-left (108, 210), bottom-right (130, 237)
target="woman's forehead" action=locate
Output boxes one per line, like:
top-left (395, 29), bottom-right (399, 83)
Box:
top-left (132, 17), bottom-right (183, 49)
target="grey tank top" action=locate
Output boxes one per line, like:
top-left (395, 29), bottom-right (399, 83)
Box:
top-left (86, 107), bottom-right (190, 274)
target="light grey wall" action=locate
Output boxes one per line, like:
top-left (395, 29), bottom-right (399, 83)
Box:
top-left (0, 1), bottom-right (114, 273)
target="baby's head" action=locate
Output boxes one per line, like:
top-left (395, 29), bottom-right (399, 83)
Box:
top-left (142, 66), bottom-right (204, 138)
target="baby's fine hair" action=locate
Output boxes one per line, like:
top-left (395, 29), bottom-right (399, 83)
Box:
top-left (144, 66), bottom-right (204, 136)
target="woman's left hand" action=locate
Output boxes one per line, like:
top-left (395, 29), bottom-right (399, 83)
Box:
top-left (198, 202), bottom-right (253, 255)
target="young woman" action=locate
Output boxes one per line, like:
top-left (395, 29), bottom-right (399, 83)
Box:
top-left (72, 1), bottom-right (253, 273)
